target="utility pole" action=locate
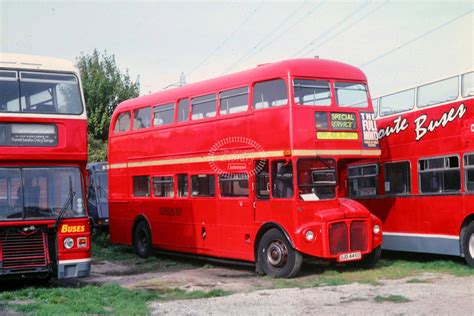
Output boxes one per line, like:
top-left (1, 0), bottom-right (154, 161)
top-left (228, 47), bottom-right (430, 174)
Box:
top-left (163, 72), bottom-right (186, 90)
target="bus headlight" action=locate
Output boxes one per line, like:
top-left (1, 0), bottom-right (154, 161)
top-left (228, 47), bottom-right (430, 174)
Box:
top-left (305, 230), bottom-right (315, 241)
top-left (64, 237), bottom-right (74, 249)
top-left (373, 225), bottom-right (381, 234)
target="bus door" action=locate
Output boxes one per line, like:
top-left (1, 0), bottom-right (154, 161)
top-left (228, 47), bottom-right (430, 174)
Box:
top-left (189, 173), bottom-right (218, 255)
top-left (254, 160), bottom-right (272, 223)
top-left (217, 171), bottom-right (254, 259)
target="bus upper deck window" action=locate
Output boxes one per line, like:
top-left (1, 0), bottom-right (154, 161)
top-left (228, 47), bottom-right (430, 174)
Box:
top-left (293, 79), bottom-right (331, 106)
top-left (177, 99), bottom-right (189, 122)
top-left (461, 71), bottom-right (474, 98)
top-left (219, 87), bottom-right (249, 115)
top-left (417, 76), bottom-right (458, 108)
top-left (114, 112), bottom-right (131, 133)
top-left (0, 70), bottom-right (20, 112)
top-left (379, 89), bottom-right (415, 117)
top-left (335, 82), bottom-right (368, 108)
top-left (192, 94), bottom-right (216, 120)
top-left (133, 107), bottom-right (151, 129)
top-left (253, 79), bottom-right (288, 110)
top-left (153, 103), bottom-right (174, 126)
top-left (20, 72), bottom-right (83, 114)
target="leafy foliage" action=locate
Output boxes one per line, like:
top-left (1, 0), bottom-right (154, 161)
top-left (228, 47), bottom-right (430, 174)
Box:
top-left (77, 50), bottom-right (140, 142)
top-left (88, 135), bottom-right (108, 163)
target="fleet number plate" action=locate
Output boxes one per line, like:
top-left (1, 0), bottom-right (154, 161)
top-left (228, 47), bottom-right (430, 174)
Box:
top-left (338, 251), bottom-right (362, 262)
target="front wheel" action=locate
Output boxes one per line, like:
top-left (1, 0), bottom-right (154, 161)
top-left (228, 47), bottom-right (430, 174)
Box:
top-left (133, 220), bottom-right (152, 258)
top-left (462, 222), bottom-right (474, 268)
top-left (355, 246), bottom-right (381, 269)
top-left (257, 228), bottom-right (303, 278)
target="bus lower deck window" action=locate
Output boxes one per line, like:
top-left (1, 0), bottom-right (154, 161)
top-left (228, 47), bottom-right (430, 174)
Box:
top-left (153, 176), bottom-right (174, 197)
top-left (348, 164), bottom-right (378, 197)
top-left (219, 174), bottom-right (248, 197)
top-left (465, 154), bottom-right (474, 191)
top-left (133, 176), bottom-right (150, 197)
top-left (419, 156), bottom-right (460, 194)
top-left (191, 175), bottom-right (215, 197)
top-left (256, 160), bottom-right (270, 199)
top-left (272, 161), bottom-right (293, 198)
top-left (384, 161), bottom-right (411, 195)
top-left (177, 174), bottom-right (189, 197)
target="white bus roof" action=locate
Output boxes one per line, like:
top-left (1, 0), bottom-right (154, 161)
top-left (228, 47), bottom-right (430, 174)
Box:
top-left (0, 53), bottom-right (78, 73)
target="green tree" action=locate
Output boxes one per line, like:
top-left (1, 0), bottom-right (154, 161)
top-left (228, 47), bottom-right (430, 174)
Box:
top-left (77, 50), bottom-right (140, 142)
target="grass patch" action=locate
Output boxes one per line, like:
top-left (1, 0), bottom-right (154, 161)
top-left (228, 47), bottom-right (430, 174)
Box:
top-left (406, 278), bottom-right (430, 284)
top-left (91, 232), bottom-right (196, 274)
top-left (0, 283), bottom-right (230, 315)
top-left (374, 294), bottom-right (411, 303)
top-left (266, 251), bottom-right (473, 290)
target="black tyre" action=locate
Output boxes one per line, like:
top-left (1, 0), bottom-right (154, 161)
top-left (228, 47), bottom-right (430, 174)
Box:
top-left (133, 220), bottom-right (152, 258)
top-left (257, 228), bottom-right (303, 278)
top-left (462, 222), bottom-right (474, 268)
top-left (355, 246), bottom-right (381, 269)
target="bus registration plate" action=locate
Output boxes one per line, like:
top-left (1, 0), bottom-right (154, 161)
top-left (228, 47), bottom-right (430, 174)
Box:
top-left (338, 251), bottom-right (361, 262)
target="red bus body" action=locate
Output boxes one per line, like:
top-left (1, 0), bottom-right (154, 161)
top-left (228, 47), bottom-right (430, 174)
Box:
top-left (349, 70), bottom-right (474, 265)
top-left (108, 59), bottom-right (383, 276)
top-left (0, 54), bottom-right (91, 279)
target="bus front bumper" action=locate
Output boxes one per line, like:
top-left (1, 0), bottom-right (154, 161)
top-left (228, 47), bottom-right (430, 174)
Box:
top-left (58, 259), bottom-right (91, 279)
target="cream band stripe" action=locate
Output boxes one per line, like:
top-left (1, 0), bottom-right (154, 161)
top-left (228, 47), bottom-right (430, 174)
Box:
top-left (109, 149), bottom-right (381, 170)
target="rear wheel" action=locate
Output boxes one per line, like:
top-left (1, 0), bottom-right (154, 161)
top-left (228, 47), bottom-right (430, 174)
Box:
top-left (257, 228), bottom-right (302, 278)
top-left (462, 222), bottom-right (474, 268)
top-left (133, 220), bottom-right (152, 258)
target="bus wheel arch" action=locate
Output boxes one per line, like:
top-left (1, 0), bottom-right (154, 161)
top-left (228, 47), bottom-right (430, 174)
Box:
top-left (132, 215), bottom-right (153, 258)
top-left (459, 214), bottom-right (474, 267)
top-left (254, 224), bottom-right (302, 278)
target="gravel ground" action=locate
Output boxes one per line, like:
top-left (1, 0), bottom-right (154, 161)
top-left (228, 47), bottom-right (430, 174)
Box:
top-left (150, 274), bottom-right (474, 315)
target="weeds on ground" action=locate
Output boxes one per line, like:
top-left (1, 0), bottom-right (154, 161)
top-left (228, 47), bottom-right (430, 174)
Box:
top-left (91, 232), bottom-right (196, 273)
top-left (0, 283), bottom-right (230, 315)
top-left (267, 251), bottom-right (473, 290)
top-left (374, 294), bottom-right (411, 303)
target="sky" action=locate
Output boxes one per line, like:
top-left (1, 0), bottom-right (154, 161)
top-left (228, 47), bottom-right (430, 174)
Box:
top-left (1, 0), bottom-right (473, 97)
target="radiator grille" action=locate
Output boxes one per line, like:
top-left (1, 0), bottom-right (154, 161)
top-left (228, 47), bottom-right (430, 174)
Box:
top-left (350, 221), bottom-right (368, 252)
top-left (329, 222), bottom-right (348, 255)
top-left (1, 229), bottom-right (49, 271)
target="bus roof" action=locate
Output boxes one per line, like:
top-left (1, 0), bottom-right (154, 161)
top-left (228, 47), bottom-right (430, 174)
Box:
top-left (0, 53), bottom-right (78, 73)
top-left (115, 58), bottom-right (367, 112)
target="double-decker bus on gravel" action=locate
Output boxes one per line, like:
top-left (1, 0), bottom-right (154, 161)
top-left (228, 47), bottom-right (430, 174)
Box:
top-left (0, 53), bottom-right (91, 279)
top-left (108, 58), bottom-right (383, 278)
top-left (350, 70), bottom-right (474, 267)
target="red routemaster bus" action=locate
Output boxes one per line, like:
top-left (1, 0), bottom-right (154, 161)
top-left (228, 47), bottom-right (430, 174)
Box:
top-left (108, 58), bottom-right (383, 277)
top-left (0, 53), bottom-right (91, 279)
top-left (349, 70), bottom-right (474, 267)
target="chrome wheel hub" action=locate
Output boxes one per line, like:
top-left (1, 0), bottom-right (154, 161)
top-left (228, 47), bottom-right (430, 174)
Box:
top-left (266, 240), bottom-right (288, 267)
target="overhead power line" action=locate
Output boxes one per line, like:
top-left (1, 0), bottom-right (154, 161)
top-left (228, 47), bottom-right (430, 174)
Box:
top-left (187, 1), bottom-right (264, 78)
top-left (304, 0), bottom-right (389, 55)
top-left (250, 0), bottom-right (327, 59)
top-left (292, 0), bottom-right (371, 57)
top-left (222, 0), bottom-right (308, 75)
top-left (359, 8), bottom-right (474, 68)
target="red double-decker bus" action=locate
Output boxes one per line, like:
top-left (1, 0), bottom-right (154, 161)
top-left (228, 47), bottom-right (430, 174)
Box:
top-left (349, 70), bottom-right (474, 267)
top-left (108, 58), bottom-right (383, 277)
top-left (0, 53), bottom-right (91, 279)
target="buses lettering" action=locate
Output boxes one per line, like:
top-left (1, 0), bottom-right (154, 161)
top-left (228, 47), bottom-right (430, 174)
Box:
top-left (414, 103), bottom-right (466, 141)
top-left (60, 225), bottom-right (86, 233)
